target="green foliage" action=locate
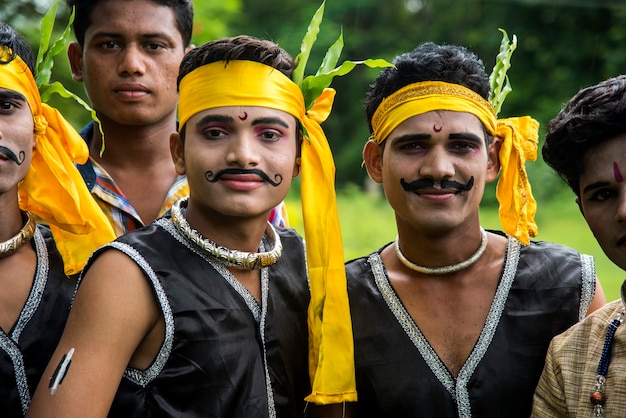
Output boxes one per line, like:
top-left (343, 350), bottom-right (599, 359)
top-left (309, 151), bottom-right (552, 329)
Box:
top-left (488, 28), bottom-right (517, 115)
top-left (34, 0), bottom-right (103, 153)
top-left (293, 1), bottom-right (393, 111)
top-left (191, 0), bottom-right (241, 44)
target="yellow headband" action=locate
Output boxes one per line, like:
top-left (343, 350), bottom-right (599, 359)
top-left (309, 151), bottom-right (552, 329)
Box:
top-left (371, 80), bottom-right (539, 245)
top-left (178, 60), bottom-right (355, 403)
top-left (0, 47), bottom-right (115, 274)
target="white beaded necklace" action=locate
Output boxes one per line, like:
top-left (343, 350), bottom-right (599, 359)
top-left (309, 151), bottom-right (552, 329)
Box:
top-left (170, 197), bottom-right (282, 270)
top-left (394, 228), bottom-right (488, 275)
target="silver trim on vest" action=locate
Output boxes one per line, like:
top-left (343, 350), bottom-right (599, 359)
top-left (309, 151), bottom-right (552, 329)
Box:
top-left (0, 228), bottom-right (49, 415)
top-left (370, 236), bottom-right (521, 418)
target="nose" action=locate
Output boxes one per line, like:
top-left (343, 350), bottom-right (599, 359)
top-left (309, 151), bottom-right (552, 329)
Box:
top-left (418, 146), bottom-right (455, 181)
top-left (225, 133), bottom-right (260, 168)
top-left (616, 191), bottom-right (626, 223)
top-left (118, 44), bottom-right (146, 76)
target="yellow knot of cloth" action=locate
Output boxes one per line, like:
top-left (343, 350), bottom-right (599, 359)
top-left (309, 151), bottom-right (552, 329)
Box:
top-left (0, 47), bottom-right (115, 274)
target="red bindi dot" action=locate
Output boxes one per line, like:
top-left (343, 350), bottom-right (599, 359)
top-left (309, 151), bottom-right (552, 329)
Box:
top-left (238, 112), bottom-right (248, 121)
top-left (433, 124), bottom-right (442, 132)
top-left (614, 162), bottom-right (624, 183)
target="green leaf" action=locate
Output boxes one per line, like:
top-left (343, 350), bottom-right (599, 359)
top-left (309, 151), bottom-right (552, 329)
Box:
top-left (302, 58), bottom-right (393, 109)
top-left (292, 1), bottom-right (393, 110)
top-left (293, 1), bottom-right (325, 86)
top-left (488, 28), bottom-right (517, 115)
top-left (35, 0), bottom-right (75, 88)
top-left (40, 81), bottom-right (105, 156)
top-left (35, 0), bottom-right (58, 85)
top-left (316, 30), bottom-right (343, 76)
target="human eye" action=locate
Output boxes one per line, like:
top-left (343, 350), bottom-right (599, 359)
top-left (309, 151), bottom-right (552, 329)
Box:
top-left (0, 101), bottom-right (14, 111)
top-left (258, 129), bottom-right (284, 142)
top-left (99, 40), bottom-right (120, 51)
top-left (145, 42), bottom-right (166, 52)
top-left (588, 188), bottom-right (617, 202)
top-left (0, 100), bottom-right (19, 114)
top-left (201, 127), bottom-right (228, 140)
top-left (450, 141), bottom-right (477, 153)
top-left (397, 141), bottom-right (426, 153)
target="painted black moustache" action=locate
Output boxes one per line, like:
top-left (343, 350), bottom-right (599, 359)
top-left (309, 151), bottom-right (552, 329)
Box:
top-left (400, 176), bottom-right (475, 192)
top-left (0, 145), bottom-right (26, 165)
top-left (205, 168), bottom-right (283, 187)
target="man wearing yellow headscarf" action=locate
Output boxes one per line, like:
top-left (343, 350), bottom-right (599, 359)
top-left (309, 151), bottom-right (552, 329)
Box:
top-left (28, 35), bottom-right (353, 418)
top-left (0, 22), bottom-right (115, 416)
top-left (345, 41), bottom-right (606, 418)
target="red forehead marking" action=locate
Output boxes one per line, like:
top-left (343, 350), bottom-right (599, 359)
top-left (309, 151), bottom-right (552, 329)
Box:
top-left (433, 124), bottom-right (442, 132)
top-left (238, 112), bottom-right (248, 121)
top-left (614, 162), bottom-right (624, 183)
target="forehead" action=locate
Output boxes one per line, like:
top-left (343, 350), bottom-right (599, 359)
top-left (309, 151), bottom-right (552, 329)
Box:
top-left (389, 110), bottom-right (485, 137)
top-left (188, 106), bottom-right (298, 127)
top-left (0, 88), bottom-right (26, 101)
top-left (86, 0), bottom-right (181, 41)
top-left (581, 134), bottom-right (626, 181)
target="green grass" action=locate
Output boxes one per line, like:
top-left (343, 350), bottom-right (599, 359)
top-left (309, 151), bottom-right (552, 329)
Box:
top-left (286, 187), bottom-right (624, 301)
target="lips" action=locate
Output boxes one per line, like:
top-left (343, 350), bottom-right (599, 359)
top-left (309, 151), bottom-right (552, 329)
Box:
top-left (219, 174), bottom-right (265, 191)
top-left (415, 188), bottom-right (458, 195)
top-left (220, 173), bottom-right (263, 183)
top-left (114, 83), bottom-right (150, 99)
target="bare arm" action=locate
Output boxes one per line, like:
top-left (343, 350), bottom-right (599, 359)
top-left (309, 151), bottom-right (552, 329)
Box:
top-left (27, 249), bottom-right (161, 417)
top-left (587, 277), bottom-right (607, 316)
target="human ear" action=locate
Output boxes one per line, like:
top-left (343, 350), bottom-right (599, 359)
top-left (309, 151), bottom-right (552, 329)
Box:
top-left (170, 132), bottom-right (186, 175)
top-left (363, 139), bottom-right (384, 184)
top-left (485, 136), bottom-right (502, 182)
top-left (67, 42), bottom-right (84, 82)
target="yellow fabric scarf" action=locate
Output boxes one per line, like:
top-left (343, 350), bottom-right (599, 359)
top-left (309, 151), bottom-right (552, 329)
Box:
top-left (371, 81), bottom-right (539, 245)
top-left (0, 48), bottom-right (116, 274)
top-left (178, 60), bottom-right (356, 403)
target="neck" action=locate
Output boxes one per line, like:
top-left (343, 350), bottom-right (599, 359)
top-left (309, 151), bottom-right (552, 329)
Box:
top-left (183, 199), bottom-right (270, 253)
top-left (396, 222), bottom-right (485, 268)
top-left (89, 113), bottom-right (177, 168)
top-left (0, 192), bottom-right (25, 241)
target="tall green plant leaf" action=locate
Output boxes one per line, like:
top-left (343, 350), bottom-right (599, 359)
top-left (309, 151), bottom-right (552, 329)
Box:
top-left (293, 1), bottom-right (393, 111)
top-left (292, 1), bottom-right (325, 86)
top-left (488, 28), bottom-right (517, 115)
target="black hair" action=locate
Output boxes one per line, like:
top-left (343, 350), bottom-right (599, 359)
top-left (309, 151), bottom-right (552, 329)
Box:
top-left (364, 42), bottom-right (490, 132)
top-left (543, 75), bottom-right (626, 196)
top-left (177, 35), bottom-right (294, 86)
top-left (0, 22), bottom-right (36, 74)
top-left (66, 0), bottom-right (193, 47)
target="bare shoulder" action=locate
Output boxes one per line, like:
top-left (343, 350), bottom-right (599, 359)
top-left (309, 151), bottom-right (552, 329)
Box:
top-left (26, 248), bottom-right (161, 418)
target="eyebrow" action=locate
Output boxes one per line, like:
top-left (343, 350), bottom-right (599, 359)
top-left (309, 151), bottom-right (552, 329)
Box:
top-left (448, 132), bottom-right (484, 143)
top-left (391, 132), bottom-right (484, 145)
top-left (0, 90), bottom-right (26, 102)
top-left (90, 31), bottom-right (178, 43)
top-left (582, 181), bottom-right (612, 195)
top-left (194, 114), bottom-right (291, 130)
top-left (251, 117), bottom-right (290, 129)
top-left (195, 114), bottom-right (234, 126)
top-left (391, 133), bottom-right (431, 145)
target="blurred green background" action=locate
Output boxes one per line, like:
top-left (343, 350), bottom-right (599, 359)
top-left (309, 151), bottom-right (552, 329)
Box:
top-left (2, 0), bottom-right (625, 299)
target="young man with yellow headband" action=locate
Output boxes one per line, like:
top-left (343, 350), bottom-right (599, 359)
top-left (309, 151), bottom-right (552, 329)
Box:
top-left (345, 41), bottom-right (605, 417)
top-left (64, 0), bottom-right (288, 235)
top-left (28, 35), bottom-right (354, 417)
top-left (0, 22), bottom-right (114, 416)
